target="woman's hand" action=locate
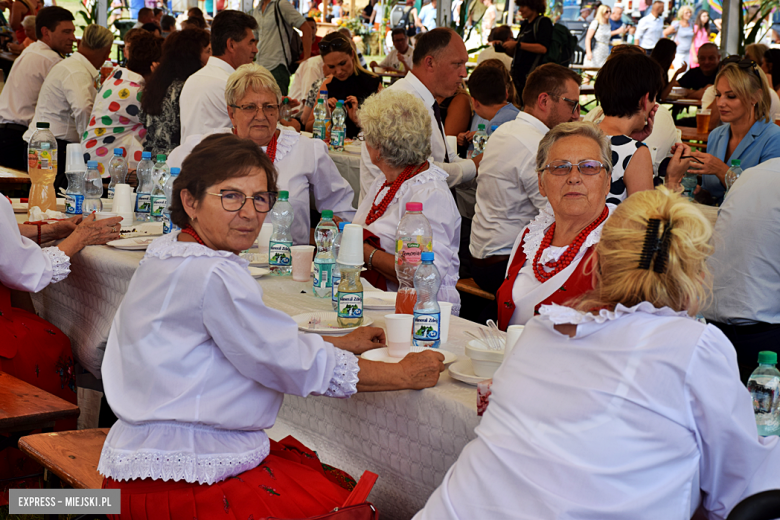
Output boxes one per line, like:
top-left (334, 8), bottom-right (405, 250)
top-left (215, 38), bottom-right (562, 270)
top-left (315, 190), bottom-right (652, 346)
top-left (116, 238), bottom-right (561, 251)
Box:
top-left (457, 130), bottom-right (475, 147)
top-left (665, 143), bottom-right (692, 189)
top-left (689, 150), bottom-right (729, 184)
top-left (57, 213), bottom-right (123, 258)
top-left (398, 350), bottom-right (445, 389)
top-left (629, 103), bottom-right (657, 142)
top-left (327, 97), bottom-right (338, 111)
top-left (329, 326), bottom-right (386, 354)
top-left (586, 51), bottom-right (593, 62)
top-left (345, 95), bottom-right (359, 122)
top-left (355, 349), bottom-right (445, 392)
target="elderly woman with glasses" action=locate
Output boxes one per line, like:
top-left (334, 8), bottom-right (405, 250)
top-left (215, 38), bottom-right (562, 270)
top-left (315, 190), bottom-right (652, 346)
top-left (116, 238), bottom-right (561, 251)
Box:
top-left (99, 133), bottom-right (445, 519)
top-left (304, 32), bottom-right (381, 138)
top-left (169, 63), bottom-right (355, 245)
top-left (687, 58), bottom-right (780, 205)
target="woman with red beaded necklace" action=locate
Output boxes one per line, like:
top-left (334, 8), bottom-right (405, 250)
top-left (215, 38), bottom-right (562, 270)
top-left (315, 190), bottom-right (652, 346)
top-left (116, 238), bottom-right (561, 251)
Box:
top-left (353, 89), bottom-right (463, 313)
top-left (496, 122), bottom-right (614, 330)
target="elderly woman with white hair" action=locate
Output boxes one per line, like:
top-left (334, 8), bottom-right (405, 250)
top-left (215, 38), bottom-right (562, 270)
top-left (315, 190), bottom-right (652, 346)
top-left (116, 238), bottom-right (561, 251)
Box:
top-left (168, 63), bottom-right (356, 245)
top-left (353, 89), bottom-right (462, 313)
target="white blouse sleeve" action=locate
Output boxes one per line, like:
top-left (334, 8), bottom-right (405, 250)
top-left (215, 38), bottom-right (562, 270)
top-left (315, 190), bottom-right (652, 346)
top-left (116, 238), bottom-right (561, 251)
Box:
top-left (686, 325), bottom-right (780, 520)
top-left (309, 139), bottom-right (357, 221)
top-left (202, 261), bottom-right (359, 398)
top-left (0, 197), bottom-right (69, 292)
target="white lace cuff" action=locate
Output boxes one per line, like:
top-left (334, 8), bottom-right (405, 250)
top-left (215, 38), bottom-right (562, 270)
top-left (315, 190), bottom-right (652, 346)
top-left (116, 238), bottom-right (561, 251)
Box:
top-left (42, 246), bottom-right (70, 283)
top-left (324, 348), bottom-right (360, 398)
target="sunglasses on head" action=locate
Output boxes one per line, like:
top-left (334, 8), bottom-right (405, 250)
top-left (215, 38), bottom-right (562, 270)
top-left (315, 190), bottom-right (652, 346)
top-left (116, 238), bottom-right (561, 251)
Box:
top-left (721, 55), bottom-right (761, 77)
top-left (318, 37), bottom-right (352, 54)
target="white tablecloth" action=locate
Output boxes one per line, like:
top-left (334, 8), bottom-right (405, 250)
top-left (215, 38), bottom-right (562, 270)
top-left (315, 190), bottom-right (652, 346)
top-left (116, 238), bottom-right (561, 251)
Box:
top-left (30, 244), bottom-right (486, 519)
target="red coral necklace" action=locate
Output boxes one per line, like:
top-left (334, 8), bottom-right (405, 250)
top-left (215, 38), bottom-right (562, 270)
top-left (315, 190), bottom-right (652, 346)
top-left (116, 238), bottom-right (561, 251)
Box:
top-left (180, 225), bottom-right (206, 246)
top-left (365, 162), bottom-right (428, 226)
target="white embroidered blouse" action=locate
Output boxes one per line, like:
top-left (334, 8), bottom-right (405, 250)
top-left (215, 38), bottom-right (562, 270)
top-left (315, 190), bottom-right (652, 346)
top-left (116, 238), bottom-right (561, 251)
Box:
top-left (98, 232), bottom-right (360, 485)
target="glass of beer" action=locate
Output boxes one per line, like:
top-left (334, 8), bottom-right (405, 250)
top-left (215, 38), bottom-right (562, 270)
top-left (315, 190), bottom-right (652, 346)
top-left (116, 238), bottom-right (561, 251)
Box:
top-left (696, 109), bottom-right (711, 134)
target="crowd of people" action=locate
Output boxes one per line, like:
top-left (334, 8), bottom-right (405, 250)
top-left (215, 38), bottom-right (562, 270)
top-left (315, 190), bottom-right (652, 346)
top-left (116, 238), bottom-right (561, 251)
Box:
top-left (3, 1), bottom-right (780, 518)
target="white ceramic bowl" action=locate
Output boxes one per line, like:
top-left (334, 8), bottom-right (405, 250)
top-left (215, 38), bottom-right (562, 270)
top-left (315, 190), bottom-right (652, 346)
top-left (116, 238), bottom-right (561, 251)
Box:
top-left (465, 339), bottom-right (505, 378)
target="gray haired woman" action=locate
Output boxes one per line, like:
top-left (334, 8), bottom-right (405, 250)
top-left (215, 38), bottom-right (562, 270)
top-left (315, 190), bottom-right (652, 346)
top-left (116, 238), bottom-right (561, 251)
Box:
top-left (352, 89), bottom-right (462, 313)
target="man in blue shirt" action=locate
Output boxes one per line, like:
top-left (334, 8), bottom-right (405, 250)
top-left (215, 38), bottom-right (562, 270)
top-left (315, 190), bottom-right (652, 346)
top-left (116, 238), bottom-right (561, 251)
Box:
top-left (418, 0), bottom-right (438, 31)
top-left (460, 65), bottom-right (520, 152)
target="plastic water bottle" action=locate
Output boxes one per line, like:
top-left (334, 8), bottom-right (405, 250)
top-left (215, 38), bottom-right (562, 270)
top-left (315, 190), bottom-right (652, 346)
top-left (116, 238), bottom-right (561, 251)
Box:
top-left (269, 190), bottom-right (294, 275)
top-left (413, 251), bottom-right (441, 348)
top-left (64, 168), bottom-right (85, 215)
top-left (149, 169), bottom-right (166, 223)
top-left (330, 100), bottom-right (346, 151)
top-left (83, 160), bottom-right (103, 213)
top-left (472, 124), bottom-right (488, 157)
top-left (280, 97), bottom-right (292, 122)
top-left (313, 210), bottom-right (338, 297)
top-left (331, 221), bottom-right (349, 310)
top-left (748, 351), bottom-right (780, 436)
top-left (107, 148), bottom-right (128, 199)
top-left (162, 167), bottom-right (180, 234)
top-left (27, 122), bottom-right (58, 215)
top-left (724, 159), bottom-right (743, 192)
top-left (313, 98), bottom-right (329, 141)
top-left (490, 124), bottom-right (498, 135)
top-left (394, 202), bottom-right (433, 314)
top-left (153, 153), bottom-right (169, 190)
top-left (135, 151), bottom-right (154, 222)
top-left (681, 173), bottom-right (697, 199)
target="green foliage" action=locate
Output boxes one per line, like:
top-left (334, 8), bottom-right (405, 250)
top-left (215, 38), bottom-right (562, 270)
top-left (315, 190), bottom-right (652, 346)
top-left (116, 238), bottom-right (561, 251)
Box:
top-left (740, 0), bottom-right (778, 53)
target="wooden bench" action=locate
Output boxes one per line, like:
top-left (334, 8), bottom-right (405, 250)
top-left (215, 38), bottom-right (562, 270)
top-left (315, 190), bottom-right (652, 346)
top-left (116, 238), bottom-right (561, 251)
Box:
top-left (19, 428), bottom-right (109, 489)
top-left (0, 371), bottom-right (79, 435)
top-left (456, 278), bottom-right (495, 301)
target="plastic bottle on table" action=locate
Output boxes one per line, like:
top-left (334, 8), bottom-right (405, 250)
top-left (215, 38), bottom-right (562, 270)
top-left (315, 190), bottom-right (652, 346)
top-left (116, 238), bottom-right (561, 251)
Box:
top-left (472, 124), bottom-right (488, 157)
top-left (394, 202), bottom-right (433, 314)
top-left (748, 351), bottom-right (780, 436)
top-left (107, 148), bottom-right (128, 199)
top-left (269, 190), bottom-right (294, 275)
top-left (313, 209), bottom-right (338, 297)
top-left (27, 122), bottom-right (58, 216)
top-left (83, 160), bottom-right (104, 214)
top-left (280, 97), bottom-right (292, 122)
top-left (313, 98), bottom-right (329, 142)
top-left (332, 221), bottom-right (349, 310)
top-left (150, 154), bottom-right (169, 222)
top-left (134, 151), bottom-right (154, 222)
top-left (412, 251), bottom-right (441, 348)
top-left (64, 169), bottom-right (85, 215)
top-left (330, 100), bottom-right (346, 151)
top-left (162, 167), bottom-right (180, 234)
top-left (724, 159), bottom-right (743, 193)
top-left (153, 153), bottom-right (170, 190)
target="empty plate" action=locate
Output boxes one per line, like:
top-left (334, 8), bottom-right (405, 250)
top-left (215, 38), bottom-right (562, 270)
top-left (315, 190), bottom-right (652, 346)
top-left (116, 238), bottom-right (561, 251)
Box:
top-left (248, 266), bottom-right (270, 278)
top-left (364, 292), bottom-right (397, 310)
top-left (448, 359), bottom-right (490, 386)
top-left (293, 312), bottom-right (373, 335)
top-left (106, 237), bottom-right (156, 250)
top-left (361, 346), bottom-right (457, 364)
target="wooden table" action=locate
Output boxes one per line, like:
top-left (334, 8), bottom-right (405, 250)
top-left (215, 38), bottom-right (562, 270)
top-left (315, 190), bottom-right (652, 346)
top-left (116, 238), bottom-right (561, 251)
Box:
top-left (377, 70), bottom-right (405, 84)
top-left (0, 51), bottom-right (18, 63)
top-left (580, 84), bottom-right (595, 96)
top-left (0, 165), bottom-right (30, 183)
top-left (678, 125), bottom-right (709, 150)
top-left (570, 65), bottom-right (600, 72)
top-left (662, 97), bottom-right (702, 109)
top-left (0, 371), bottom-right (80, 434)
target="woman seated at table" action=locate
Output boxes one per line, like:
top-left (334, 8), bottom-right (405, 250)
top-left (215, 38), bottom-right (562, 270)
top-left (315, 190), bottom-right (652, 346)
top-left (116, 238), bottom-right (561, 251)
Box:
top-left (353, 89), bottom-right (462, 312)
top-left (304, 32), bottom-right (381, 139)
top-left (0, 203), bottom-right (121, 497)
top-left (495, 121), bottom-right (689, 330)
top-left (81, 31), bottom-right (163, 175)
top-left (169, 64), bottom-right (355, 245)
top-left (98, 134), bottom-right (445, 519)
top-left (689, 57), bottom-right (780, 205)
top-left (415, 186), bottom-right (780, 520)
top-left (700, 66), bottom-right (780, 132)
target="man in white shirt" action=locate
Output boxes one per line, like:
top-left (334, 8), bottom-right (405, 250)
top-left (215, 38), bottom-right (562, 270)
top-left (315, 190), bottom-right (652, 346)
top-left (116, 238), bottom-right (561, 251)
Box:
top-left (0, 6), bottom-right (75, 171)
top-left (180, 10), bottom-right (258, 141)
top-left (132, 7), bottom-right (154, 28)
top-left (359, 28), bottom-right (480, 201)
top-left (635, 1), bottom-right (665, 53)
top-left (469, 64), bottom-right (582, 299)
top-left (370, 28), bottom-right (414, 73)
top-left (23, 24), bottom-right (113, 191)
top-left (476, 25), bottom-right (514, 71)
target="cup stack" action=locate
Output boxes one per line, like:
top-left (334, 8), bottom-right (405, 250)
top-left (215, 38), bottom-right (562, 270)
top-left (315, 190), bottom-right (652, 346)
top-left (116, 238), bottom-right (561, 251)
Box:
top-left (111, 183), bottom-right (135, 226)
top-left (337, 224), bottom-right (364, 266)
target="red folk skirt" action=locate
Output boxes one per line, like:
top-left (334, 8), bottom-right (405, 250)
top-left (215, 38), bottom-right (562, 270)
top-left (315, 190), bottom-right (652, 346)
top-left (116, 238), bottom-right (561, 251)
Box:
top-left (103, 436), bottom-right (355, 520)
top-left (0, 282), bottom-right (77, 504)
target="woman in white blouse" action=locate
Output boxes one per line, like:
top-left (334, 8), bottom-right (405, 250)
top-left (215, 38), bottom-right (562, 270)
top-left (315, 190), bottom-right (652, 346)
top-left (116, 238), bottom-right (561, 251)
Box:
top-left (417, 187), bottom-right (780, 520)
top-left (352, 89), bottom-right (462, 313)
top-left (99, 133), bottom-right (445, 519)
top-left (168, 63), bottom-right (356, 245)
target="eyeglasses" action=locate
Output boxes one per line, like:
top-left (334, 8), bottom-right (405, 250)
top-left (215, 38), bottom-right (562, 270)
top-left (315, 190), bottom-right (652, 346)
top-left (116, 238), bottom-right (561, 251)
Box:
top-left (561, 96), bottom-right (580, 115)
top-left (229, 103), bottom-right (280, 118)
top-left (207, 190), bottom-right (278, 213)
top-left (318, 37), bottom-right (351, 54)
top-left (539, 159), bottom-right (605, 176)
top-left (721, 55), bottom-right (761, 78)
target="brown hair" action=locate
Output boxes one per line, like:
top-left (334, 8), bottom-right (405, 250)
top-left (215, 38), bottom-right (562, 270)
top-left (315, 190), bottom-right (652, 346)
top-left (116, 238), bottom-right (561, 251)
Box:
top-left (522, 63), bottom-right (582, 108)
top-left (126, 31), bottom-right (163, 78)
top-left (468, 61), bottom-right (513, 105)
top-left (170, 134), bottom-right (278, 229)
top-left (515, 0), bottom-right (546, 15)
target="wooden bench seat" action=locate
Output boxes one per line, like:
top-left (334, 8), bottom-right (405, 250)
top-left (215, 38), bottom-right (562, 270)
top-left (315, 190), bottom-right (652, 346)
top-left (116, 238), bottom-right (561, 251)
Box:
top-left (19, 428), bottom-right (109, 489)
top-left (456, 278), bottom-right (495, 301)
top-left (0, 371), bottom-right (79, 434)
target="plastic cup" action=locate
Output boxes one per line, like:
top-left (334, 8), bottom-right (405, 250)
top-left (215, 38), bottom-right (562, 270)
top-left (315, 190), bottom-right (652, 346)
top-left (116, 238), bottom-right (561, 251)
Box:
top-left (384, 314), bottom-right (413, 357)
top-left (505, 325), bottom-right (525, 358)
top-left (338, 223), bottom-right (364, 266)
top-left (774, 115), bottom-right (780, 127)
top-left (696, 109), bottom-right (711, 134)
top-left (65, 143), bottom-right (86, 173)
top-left (291, 245), bottom-right (315, 282)
top-left (438, 302), bottom-right (453, 343)
top-left (445, 135), bottom-right (457, 157)
top-left (94, 211), bottom-right (118, 220)
top-left (256, 222), bottom-right (273, 254)
top-left (112, 184), bottom-right (133, 213)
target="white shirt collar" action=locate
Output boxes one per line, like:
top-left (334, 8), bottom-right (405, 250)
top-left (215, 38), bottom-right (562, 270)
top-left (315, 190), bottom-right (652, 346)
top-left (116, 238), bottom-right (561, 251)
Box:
top-left (207, 56), bottom-right (236, 74)
top-left (514, 110), bottom-right (550, 134)
top-left (404, 71), bottom-right (435, 108)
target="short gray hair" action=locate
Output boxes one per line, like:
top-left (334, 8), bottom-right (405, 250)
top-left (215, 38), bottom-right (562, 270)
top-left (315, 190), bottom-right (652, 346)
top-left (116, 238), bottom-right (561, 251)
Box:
top-left (536, 121), bottom-right (613, 178)
top-left (21, 15), bottom-right (36, 31)
top-left (359, 89), bottom-right (432, 169)
top-left (82, 24), bottom-right (113, 50)
top-left (225, 63), bottom-right (282, 106)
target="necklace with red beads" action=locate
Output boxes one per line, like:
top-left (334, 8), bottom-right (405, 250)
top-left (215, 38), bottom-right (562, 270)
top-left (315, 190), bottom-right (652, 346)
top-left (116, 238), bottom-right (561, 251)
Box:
top-left (365, 162), bottom-right (428, 226)
top-left (180, 224), bottom-right (206, 246)
top-left (532, 205), bottom-right (609, 283)
top-left (231, 128), bottom-right (279, 162)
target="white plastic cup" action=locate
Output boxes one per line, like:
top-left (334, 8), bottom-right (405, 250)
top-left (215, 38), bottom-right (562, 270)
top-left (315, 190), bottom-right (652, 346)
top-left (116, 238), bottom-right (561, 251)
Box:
top-left (384, 314), bottom-right (413, 357)
top-left (291, 245), bottom-right (315, 282)
top-left (338, 223), bottom-right (364, 266)
top-left (112, 184), bottom-right (134, 214)
top-left (256, 222), bottom-right (273, 254)
top-left (438, 301), bottom-right (453, 343)
top-left (445, 135), bottom-right (457, 157)
top-left (94, 211), bottom-right (118, 220)
top-left (65, 143), bottom-right (86, 173)
top-left (505, 325), bottom-right (525, 358)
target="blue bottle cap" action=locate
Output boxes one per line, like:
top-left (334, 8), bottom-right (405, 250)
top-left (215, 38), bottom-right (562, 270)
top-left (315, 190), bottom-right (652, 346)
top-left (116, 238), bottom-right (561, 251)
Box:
top-left (113, 148), bottom-right (123, 155)
top-left (338, 221), bottom-right (350, 231)
top-left (170, 167), bottom-right (181, 176)
top-left (421, 251), bottom-right (434, 262)
top-left (142, 151), bottom-right (151, 159)
top-left (491, 125), bottom-right (498, 132)
top-left (87, 160), bottom-right (98, 169)
top-left (338, 100), bottom-right (345, 104)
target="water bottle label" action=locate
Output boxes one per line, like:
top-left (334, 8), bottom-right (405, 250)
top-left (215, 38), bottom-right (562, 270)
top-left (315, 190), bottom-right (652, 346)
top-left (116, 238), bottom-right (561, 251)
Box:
top-left (151, 196), bottom-right (167, 217)
top-left (135, 193), bottom-right (151, 214)
top-left (313, 122), bottom-right (327, 141)
top-left (331, 273), bottom-right (341, 303)
top-left (65, 194), bottom-right (84, 215)
top-left (413, 312), bottom-right (440, 347)
top-left (162, 214), bottom-right (179, 234)
top-left (269, 241), bottom-right (292, 266)
top-left (314, 262), bottom-right (332, 289)
top-left (330, 129), bottom-right (345, 150)
top-left (108, 187), bottom-right (115, 199)
top-left (338, 292), bottom-right (363, 318)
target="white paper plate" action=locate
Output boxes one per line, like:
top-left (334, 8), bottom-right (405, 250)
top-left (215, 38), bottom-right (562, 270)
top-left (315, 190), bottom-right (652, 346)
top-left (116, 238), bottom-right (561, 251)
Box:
top-left (448, 359), bottom-right (490, 386)
top-left (106, 237), bottom-right (155, 250)
top-left (344, 143), bottom-right (362, 154)
top-left (293, 311), bottom-right (373, 335)
top-left (120, 222), bottom-right (163, 238)
top-left (249, 253), bottom-right (269, 266)
top-left (361, 346), bottom-right (457, 364)
top-left (248, 266), bottom-right (270, 278)
top-left (364, 292), bottom-right (397, 310)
